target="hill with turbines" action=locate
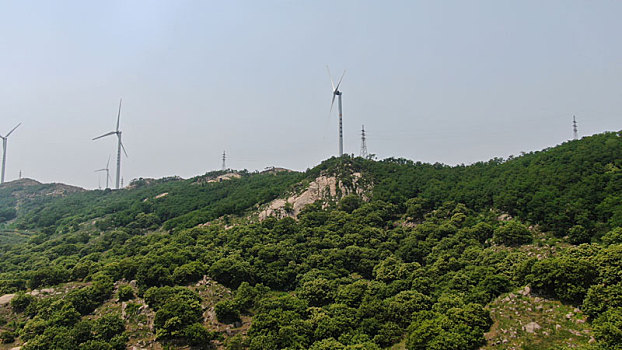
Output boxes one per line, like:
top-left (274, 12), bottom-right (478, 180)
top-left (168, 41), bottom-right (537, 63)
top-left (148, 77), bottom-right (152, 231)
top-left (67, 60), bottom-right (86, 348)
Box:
top-left (0, 132), bottom-right (621, 349)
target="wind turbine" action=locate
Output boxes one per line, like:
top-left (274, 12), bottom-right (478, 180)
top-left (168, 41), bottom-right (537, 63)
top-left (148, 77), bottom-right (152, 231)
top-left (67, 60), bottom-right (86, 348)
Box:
top-left (1, 123), bottom-right (21, 184)
top-left (327, 66), bottom-right (346, 156)
top-left (95, 155), bottom-right (112, 189)
top-left (93, 99), bottom-right (127, 189)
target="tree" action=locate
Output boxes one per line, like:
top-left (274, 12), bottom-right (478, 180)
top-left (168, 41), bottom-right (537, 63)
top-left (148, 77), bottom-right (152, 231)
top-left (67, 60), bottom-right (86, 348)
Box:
top-left (492, 220), bottom-right (532, 246)
top-left (10, 292), bottom-right (35, 313)
top-left (310, 338), bottom-right (345, 350)
top-left (215, 300), bottom-right (241, 324)
top-left (528, 255), bottom-right (597, 305)
top-left (154, 295), bottom-right (203, 339)
top-left (233, 282), bottom-right (269, 312)
top-left (117, 285), bottom-right (134, 301)
top-left (183, 323), bottom-right (217, 346)
top-left (94, 314), bottom-right (125, 340)
top-left (172, 261), bottom-right (205, 285)
top-left (407, 304), bottom-right (491, 350)
top-left (568, 225), bottom-right (591, 244)
top-left (592, 307), bottom-right (622, 349)
top-left (299, 279), bottom-right (335, 307)
top-left (602, 227), bottom-right (622, 246)
top-left (583, 283), bottom-right (622, 319)
top-left (28, 267), bottom-right (70, 289)
top-left (0, 330), bottom-right (16, 344)
top-left (339, 195), bottom-right (363, 214)
top-left (209, 257), bottom-right (253, 289)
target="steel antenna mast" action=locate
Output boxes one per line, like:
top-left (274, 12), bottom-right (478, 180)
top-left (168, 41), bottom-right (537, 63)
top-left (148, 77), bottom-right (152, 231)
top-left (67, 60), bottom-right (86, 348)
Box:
top-left (360, 125), bottom-right (368, 158)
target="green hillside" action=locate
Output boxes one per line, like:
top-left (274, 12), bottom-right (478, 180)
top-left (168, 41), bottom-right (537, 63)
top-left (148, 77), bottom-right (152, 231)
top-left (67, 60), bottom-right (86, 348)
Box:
top-left (0, 132), bottom-right (621, 349)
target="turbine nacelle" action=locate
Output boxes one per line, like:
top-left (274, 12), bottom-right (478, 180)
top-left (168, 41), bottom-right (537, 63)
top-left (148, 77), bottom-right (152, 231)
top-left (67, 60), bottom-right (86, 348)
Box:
top-left (327, 66), bottom-right (346, 114)
top-left (0, 123), bottom-right (21, 140)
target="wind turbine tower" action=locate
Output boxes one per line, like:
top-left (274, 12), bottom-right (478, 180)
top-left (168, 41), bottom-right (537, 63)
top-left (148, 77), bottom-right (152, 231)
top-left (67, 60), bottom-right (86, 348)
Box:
top-left (222, 151), bottom-right (226, 171)
top-left (327, 67), bottom-right (346, 157)
top-left (360, 125), bottom-right (368, 158)
top-left (0, 123), bottom-right (21, 184)
top-left (93, 99), bottom-right (127, 189)
top-left (95, 156), bottom-right (112, 189)
top-left (573, 116), bottom-right (578, 140)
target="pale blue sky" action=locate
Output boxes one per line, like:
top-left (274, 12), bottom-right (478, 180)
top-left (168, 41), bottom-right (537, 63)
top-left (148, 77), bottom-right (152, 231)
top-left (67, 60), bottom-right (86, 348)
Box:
top-left (1, 1), bottom-right (621, 188)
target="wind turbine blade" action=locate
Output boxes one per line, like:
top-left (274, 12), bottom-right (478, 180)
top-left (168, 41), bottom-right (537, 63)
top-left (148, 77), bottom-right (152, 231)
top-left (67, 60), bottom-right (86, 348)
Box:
top-left (5, 123), bottom-right (21, 137)
top-left (330, 94), bottom-right (336, 113)
top-left (95, 169), bottom-right (106, 172)
top-left (106, 155), bottom-right (111, 169)
top-left (116, 99), bottom-right (122, 132)
top-left (335, 70), bottom-right (346, 91)
top-left (326, 66), bottom-right (335, 92)
top-left (93, 131), bottom-right (116, 140)
top-left (120, 141), bottom-right (128, 157)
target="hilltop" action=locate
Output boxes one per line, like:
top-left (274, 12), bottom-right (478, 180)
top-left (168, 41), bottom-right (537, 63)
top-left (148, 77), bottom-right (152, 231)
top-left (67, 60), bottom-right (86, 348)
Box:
top-left (0, 132), bottom-right (621, 349)
top-left (0, 179), bottom-right (84, 225)
top-left (0, 178), bottom-right (84, 193)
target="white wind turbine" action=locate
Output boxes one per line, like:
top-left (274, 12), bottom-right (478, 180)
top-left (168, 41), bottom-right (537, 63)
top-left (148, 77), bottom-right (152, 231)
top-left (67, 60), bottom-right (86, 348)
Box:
top-left (1, 123), bottom-right (21, 184)
top-left (327, 67), bottom-right (346, 156)
top-left (95, 155), bottom-right (112, 189)
top-left (93, 99), bottom-right (127, 189)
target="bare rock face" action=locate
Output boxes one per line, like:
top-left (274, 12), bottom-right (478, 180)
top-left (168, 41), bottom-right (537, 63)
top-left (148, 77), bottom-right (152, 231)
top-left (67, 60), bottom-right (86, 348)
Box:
top-left (498, 213), bottom-right (513, 221)
top-left (523, 322), bottom-right (541, 333)
top-left (194, 172), bottom-right (242, 185)
top-left (0, 293), bottom-right (15, 305)
top-left (259, 172), bottom-right (366, 220)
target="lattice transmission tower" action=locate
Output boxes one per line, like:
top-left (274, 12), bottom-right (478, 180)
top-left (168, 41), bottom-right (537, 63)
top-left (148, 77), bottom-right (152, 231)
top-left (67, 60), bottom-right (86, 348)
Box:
top-left (360, 125), bottom-right (368, 158)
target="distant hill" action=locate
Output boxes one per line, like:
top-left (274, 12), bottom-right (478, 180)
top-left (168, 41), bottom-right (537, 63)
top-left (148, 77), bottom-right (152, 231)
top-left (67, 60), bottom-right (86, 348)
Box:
top-left (0, 177), bottom-right (84, 192)
top-left (0, 178), bottom-right (84, 224)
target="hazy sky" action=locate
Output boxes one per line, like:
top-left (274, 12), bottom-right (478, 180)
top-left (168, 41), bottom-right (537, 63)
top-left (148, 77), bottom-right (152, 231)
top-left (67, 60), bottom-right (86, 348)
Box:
top-left (1, 1), bottom-right (621, 189)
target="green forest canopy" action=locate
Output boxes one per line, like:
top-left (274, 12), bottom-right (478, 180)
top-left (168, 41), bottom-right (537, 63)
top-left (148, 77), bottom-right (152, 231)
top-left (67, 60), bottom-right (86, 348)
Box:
top-left (0, 131), bottom-right (621, 349)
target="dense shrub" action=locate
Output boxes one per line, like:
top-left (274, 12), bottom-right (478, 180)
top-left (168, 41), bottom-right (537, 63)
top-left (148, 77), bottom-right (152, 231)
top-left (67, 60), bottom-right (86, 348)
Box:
top-left (117, 285), bottom-right (134, 301)
top-left (527, 256), bottom-right (597, 305)
top-left (10, 292), bottom-right (35, 313)
top-left (592, 307), bottom-right (622, 349)
top-left (492, 220), bottom-right (532, 246)
top-left (215, 300), bottom-right (241, 324)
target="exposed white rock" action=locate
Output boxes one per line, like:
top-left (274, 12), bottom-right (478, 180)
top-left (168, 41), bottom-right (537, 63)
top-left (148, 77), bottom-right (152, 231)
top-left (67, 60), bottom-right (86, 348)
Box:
top-left (259, 173), bottom-right (366, 220)
top-left (523, 322), bottom-right (541, 333)
top-left (0, 293), bottom-right (15, 305)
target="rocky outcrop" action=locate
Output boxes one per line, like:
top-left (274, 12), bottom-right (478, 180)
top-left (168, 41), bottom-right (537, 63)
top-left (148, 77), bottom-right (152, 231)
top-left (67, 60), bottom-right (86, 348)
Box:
top-left (258, 172), bottom-right (366, 220)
